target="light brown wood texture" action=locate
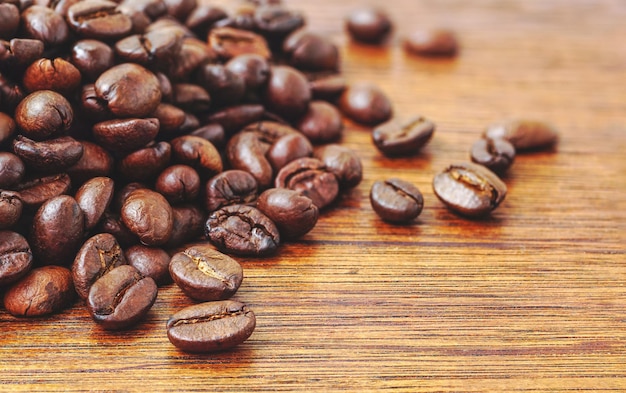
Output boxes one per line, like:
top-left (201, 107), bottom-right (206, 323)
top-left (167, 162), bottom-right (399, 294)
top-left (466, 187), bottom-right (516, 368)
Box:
top-left (2, 0), bottom-right (625, 391)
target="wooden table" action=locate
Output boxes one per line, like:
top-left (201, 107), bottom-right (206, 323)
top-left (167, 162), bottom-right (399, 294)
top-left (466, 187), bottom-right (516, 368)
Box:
top-left (2, 0), bottom-right (625, 391)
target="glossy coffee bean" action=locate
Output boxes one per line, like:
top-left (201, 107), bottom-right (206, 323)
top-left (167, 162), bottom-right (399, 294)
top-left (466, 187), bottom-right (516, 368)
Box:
top-left (121, 188), bottom-right (173, 246)
top-left (15, 90), bottom-right (73, 141)
top-left (163, 204), bottom-right (205, 249)
top-left (92, 117), bottom-right (160, 152)
top-left (0, 191), bottom-right (22, 229)
top-left (345, 7), bottom-right (392, 44)
top-left (308, 73), bottom-right (346, 101)
top-left (117, 141), bottom-right (171, 182)
top-left (87, 264), bottom-right (157, 330)
top-left (169, 244), bottom-right (243, 301)
top-left (0, 38), bottom-right (44, 72)
top-left (125, 245), bottom-right (171, 286)
top-left (196, 63), bottom-right (246, 107)
top-left (184, 3), bottom-right (227, 37)
top-left (256, 188), bottom-right (318, 240)
top-left (338, 82), bottom-right (392, 126)
top-left (0, 230), bottom-right (32, 286)
top-left (171, 83), bottom-right (211, 113)
top-left (205, 170), bottom-right (258, 213)
top-left (12, 135), bottom-right (83, 173)
top-left (313, 144), bottom-right (362, 189)
top-left (370, 178), bottom-right (424, 223)
top-left (169, 36), bottom-right (218, 81)
top-left (115, 28), bottom-right (183, 68)
top-left (372, 115), bottom-right (435, 156)
top-left (208, 27), bottom-right (271, 60)
top-left (70, 39), bottom-right (115, 82)
top-left (403, 29), bottom-right (459, 57)
top-left (67, 0), bottom-right (133, 40)
top-left (296, 100), bottom-right (343, 143)
top-left (75, 176), bottom-right (114, 230)
top-left (66, 141), bottom-right (113, 185)
top-left (0, 73), bottom-right (24, 112)
top-left (483, 119), bottom-right (559, 151)
top-left (166, 300), bottom-right (256, 353)
top-left (433, 162), bottom-right (507, 217)
top-left (274, 157), bottom-right (339, 209)
top-left (150, 103), bottom-right (185, 136)
top-left (283, 30), bottom-right (339, 72)
top-left (266, 133), bottom-right (313, 172)
top-left (470, 138), bottom-right (516, 174)
top-left (0, 112), bottom-right (16, 145)
top-left (0, 152), bottom-right (24, 188)
top-left (3, 265), bottom-right (75, 317)
top-left (96, 212), bottom-right (139, 248)
top-left (170, 135), bottom-right (223, 178)
top-left (205, 204), bottom-right (280, 256)
top-left (225, 54), bottom-right (270, 91)
top-left (72, 233), bottom-right (127, 299)
top-left (189, 124), bottom-right (225, 148)
top-left (263, 65), bottom-right (311, 121)
top-left (203, 104), bottom-right (265, 135)
top-left (0, 3), bottom-right (20, 39)
top-left (254, 4), bottom-right (304, 40)
top-left (22, 58), bottom-right (82, 96)
top-left (20, 6), bottom-right (69, 47)
top-left (155, 164), bottom-right (200, 204)
top-left (14, 173), bottom-right (72, 210)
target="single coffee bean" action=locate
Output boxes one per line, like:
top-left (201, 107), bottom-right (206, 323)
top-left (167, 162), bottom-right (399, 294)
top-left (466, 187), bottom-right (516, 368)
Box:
top-left (0, 152), bottom-right (25, 188)
top-left (166, 300), bottom-right (256, 353)
top-left (171, 83), bottom-right (211, 113)
top-left (189, 123), bottom-right (225, 148)
top-left (0, 112), bottom-right (16, 145)
top-left (118, 0), bottom-right (167, 20)
top-left (263, 65), bottom-right (311, 121)
top-left (20, 6), bottom-right (70, 47)
top-left (170, 135), bottom-right (223, 178)
top-left (4, 265), bottom-right (75, 317)
top-left (338, 82), bottom-right (392, 126)
top-left (266, 133), bottom-right (313, 172)
top-left (14, 173), bottom-right (72, 210)
top-left (150, 103), bottom-right (186, 136)
top-left (254, 4), bottom-right (304, 41)
top-left (12, 135), bottom-right (84, 173)
top-left (79, 83), bottom-right (111, 121)
top-left (74, 176), bottom-right (114, 230)
top-left (274, 157), bottom-right (339, 209)
top-left (196, 64), bottom-right (246, 107)
top-left (256, 188), bottom-right (318, 240)
top-left (121, 188), bottom-right (173, 246)
top-left (169, 244), bottom-right (243, 301)
top-left (169, 37), bottom-right (219, 80)
top-left (92, 117), bottom-right (160, 153)
top-left (345, 7), bottom-right (392, 44)
top-left (0, 3), bottom-right (20, 39)
top-left (0, 230), bottom-right (32, 286)
top-left (87, 264), bottom-right (157, 330)
top-left (403, 28), bottom-right (459, 57)
top-left (225, 54), bottom-right (270, 92)
top-left (22, 57), bottom-right (82, 96)
top-left (184, 3), bottom-right (227, 37)
top-left (155, 164), bottom-right (200, 204)
top-left (370, 178), bottom-right (424, 223)
top-left (67, 0), bottom-right (133, 40)
top-left (66, 140), bottom-right (114, 185)
top-left (313, 144), bottom-right (362, 189)
top-left (283, 30), bottom-right (339, 72)
top-left (372, 115), bottom-right (435, 156)
top-left (72, 233), bottom-right (127, 299)
top-left (296, 100), bottom-right (344, 143)
top-left (15, 90), bottom-right (74, 141)
top-left (70, 39), bottom-right (115, 82)
top-left (163, 204), bottom-right (206, 249)
top-left (208, 26), bottom-right (271, 60)
top-left (483, 119), bottom-right (559, 151)
top-left (203, 104), bottom-right (265, 135)
top-left (205, 170), bottom-right (258, 213)
top-left (0, 191), bottom-right (22, 229)
top-left (162, 0), bottom-right (197, 21)
top-left (0, 38), bottom-right (44, 72)
top-left (205, 204), bottom-right (280, 256)
top-left (470, 138), bottom-right (516, 174)
top-left (308, 73), bottom-right (346, 101)
top-left (114, 28), bottom-right (184, 68)
top-left (432, 162), bottom-right (507, 217)
top-left (125, 244), bottom-right (171, 286)
top-left (117, 141), bottom-right (171, 182)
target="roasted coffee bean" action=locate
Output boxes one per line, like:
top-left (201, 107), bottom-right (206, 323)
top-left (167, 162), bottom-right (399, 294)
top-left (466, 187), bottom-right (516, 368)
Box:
top-left (308, 73), bottom-right (346, 101)
top-left (163, 204), bottom-right (205, 249)
top-left (0, 230), bottom-right (32, 286)
top-left (338, 82), bottom-right (392, 126)
top-left (0, 38), bottom-right (44, 71)
top-left (114, 28), bottom-right (184, 68)
top-left (169, 37), bottom-right (216, 81)
top-left (163, 0), bottom-right (197, 21)
top-left (0, 112), bottom-right (16, 145)
top-left (0, 191), bottom-right (22, 229)
top-left (296, 100), bottom-right (344, 143)
top-left (72, 233), bottom-right (126, 299)
top-left (345, 7), bottom-right (392, 44)
top-left (75, 176), bottom-right (114, 230)
top-left (92, 117), bottom-right (160, 152)
top-left (121, 188), bottom-right (173, 246)
top-left (205, 170), bottom-right (258, 213)
top-left (87, 264), bottom-right (157, 330)
top-left (0, 152), bottom-right (24, 188)
top-left (150, 103), bottom-right (185, 136)
top-left (483, 119), bottom-right (559, 151)
top-left (79, 83), bottom-right (111, 121)
top-left (95, 63), bottom-right (162, 118)
top-left (22, 58), bottom-right (82, 96)
top-left (125, 245), bottom-right (171, 286)
top-left (71, 39), bottom-right (115, 82)
top-left (170, 135), bottom-right (223, 177)
top-left (171, 83), bottom-right (211, 113)
top-left (112, 182), bottom-right (146, 213)
top-left (67, 0), bottom-right (133, 40)
top-left (30, 195), bottom-right (85, 265)
top-left (203, 104), bottom-right (265, 135)
top-left (433, 162), bottom-right (507, 217)
top-left (283, 30), bottom-right (339, 72)
top-left (470, 138), bottom-right (516, 174)
top-left (3, 265), bottom-right (75, 317)
top-left (144, 16), bottom-right (195, 38)
top-left (185, 3), bottom-right (227, 37)
top-left (403, 29), bottom-right (459, 57)
top-left (15, 173), bottom-right (71, 210)
top-left (166, 300), bottom-right (256, 353)
top-left (205, 204), bottom-right (280, 256)
top-left (313, 144), bottom-right (362, 189)
top-left (225, 54), bottom-right (270, 91)
top-left (20, 6), bottom-right (69, 47)
top-left (254, 4), bottom-right (304, 40)
top-left (263, 65), bottom-right (311, 121)
top-left (97, 212), bottom-right (139, 248)
top-left (155, 164), bottom-right (200, 204)
top-left (12, 135), bottom-right (84, 173)
top-left (15, 90), bottom-right (73, 141)
top-left (274, 157), bottom-right (339, 209)
top-left (117, 141), bottom-right (171, 182)
top-left (66, 141), bottom-right (113, 185)
top-left (196, 63), bottom-right (246, 107)
top-left (266, 133), bottom-right (313, 172)
top-left (118, 0), bottom-right (167, 20)
top-left (0, 3), bottom-right (20, 39)
top-left (0, 73), bottom-right (24, 111)
top-left (370, 178), bottom-right (423, 223)
top-left (169, 244), bottom-right (243, 301)
top-left (209, 27), bottom-right (271, 60)
top-left (256, 188), bottom-right (318, 240)
top-left (372, 115), bottom-right (435, 156)
top-left (190, 123), bottom-right (225, 148)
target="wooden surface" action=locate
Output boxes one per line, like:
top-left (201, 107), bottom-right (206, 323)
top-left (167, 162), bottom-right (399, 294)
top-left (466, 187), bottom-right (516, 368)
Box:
top-left (2, 0), bottom-right (626, 391)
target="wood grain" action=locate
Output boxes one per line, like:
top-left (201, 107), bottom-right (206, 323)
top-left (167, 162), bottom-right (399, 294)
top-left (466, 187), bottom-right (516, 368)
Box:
top-left (2, 0), bottom-right (625, 391)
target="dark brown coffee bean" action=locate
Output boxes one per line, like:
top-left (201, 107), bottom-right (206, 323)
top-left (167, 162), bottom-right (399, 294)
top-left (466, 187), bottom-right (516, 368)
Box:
top-left (403, 29), bottom-right (459, 57)
top-left (283, 30), bottom-right (339, 72)
top-left (151, 103), bottom-right (186, 136)
top-left (185, 3), bottom-right (227, 36)
top-left (0, 38), bottom-right (44, 70)
top-left (14, 173), bottom-right (71, 210)
top-left (196, 64), bottom-right (246, 107)
top-left (470, 138), bottom-right (516, 174)
top-left (67, 0), bottom-right (133, 40)
top-left (30, 195), bottom-right (85, 265)
top-left (345, 7), bottom-right (392, 44)
top-left (3, 265), bottom-right (75, 317)
top-left (209, 27), bottom-right (271, 60)
top-left (274, 157), bottom-right (339, 209)
top-left (163, 204), bottom-right (205, 249)
top-left (338, 82), bottom-right (392, 126)
top-left (118, 0), bottom-right (167, 20)
top-left (266, 133), bottom-right (313, 172)
top-left (114, 28), bottom-right (184, 68)
top-left (225, 54), bottom-right (270, 91)
top-left (66, 141), bottom-right (113, 185)
top-left (92, 117), bottom-right (160, 152)
top-left (0, 152), bottom-right (24, 188)
top-left (170, 135), bottom-right (223, 177)
top-left (87, 264), bottom-right (157, 330)
top-left (121, 188), bottom-right (173, 246)
top-left (205, 204), bottom-right (280, 256)
top-left (263, 65), bottom-right (311, 121)
top-left (144, 16), bottom-right (195, 38)
top-left (205, 170), bottom-right (258, 213)
top-left (0, 191), bottom-right (23, 229)
top-left (169, 244), bottom-right (243, 301)
top-left (12, 135), bottom-right (84, 173)
top-left (117, 141), bottom-right (171, 182)
top-left (0, 112), bottom-right (16, 145)
top-left (254, 4), bottom-right (304, 39)
top-left (256, 188), bottom-right (318, 240)
top-left (22, 58), bottom-right (82, 96)
top-left (21, 6), bottom-right (69, 47)
top-left (483, 119), bottom-right (559, 151)
top-left (155, 164), bottom-right (200, 204)
top-left (308, 73), bottom-right (346, 101)
top-left (203, 104), bottom-right (265, 135)
top-left (166, 300), bottom-right (256, 353)
top-left (75, 176), bottom-right (114, 230)
top-left (163, 0), bottom-right (196, 21)
top-left (15, 90), bottom-right (73, 141)
top-left (0, 230), bottom-right (32, 286)
top-left (0, 3), bottom-right (20, 39)
top-left (71, 39), bottom-right (115, 82)
top-left (296, 100), bottom-right (344, 143)
top-left (189, 123), bottom-right (225, 148)
top-left (96, 212), bottom-right (139, 248)
top-left (171, 83), bottom-right (211, 113)
top-left (125, 244), bottom-right (171, 286)
top-left (72, 233), bottom-right (126, 299)
top-left (433, 162), bottom-right (507, 217)
top-left (372, 115), bottom-right (435, 156)
top-left (79, 83), bottom-right (111, 121)
top-left (0, 73), bottom-right (24, 112)
top-left (313, 144), bottom-right (362, 189)
top-left (173, 37), bottom-right (216, 79)
top-left (370, 178), bottom-right (424, 223)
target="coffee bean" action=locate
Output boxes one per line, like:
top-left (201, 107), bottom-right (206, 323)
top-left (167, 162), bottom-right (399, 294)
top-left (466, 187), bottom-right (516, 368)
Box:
top-left (263, 65), bottom-right (311, 121)
top-left (185, 4), bottom-right (228, 37)
top-left (87, 264), bottom-right (157, 330)
top-left (266, 133), bottom-right (314, 172)
top-left (117, 141), bottom-right (171, 182)
top-left (432, 162), bottom-right (507, 217)
top-left (67, 0), bottom-right (133, 40)
top-left (12, 135), bottom-right (84, 173)
top-left (296, 101), bottom-right (343, 143)
top-left (114, 28), bottom-right (184, 68)
top-left (345, 7), bottom-right (392, 44)
top-left (256, 188), bottom-right (318, 240)
top-left (0, 191), bottom-right (22, 229)
top-left (14, 173), bottom-right (72, 210)
top-left (92, 117), bottom-right (160, 152)
top-left (189, 123), bottom-right (225, 148)
top-left (72, 233), bottom-right (127, 299)
top-left (66, 141), bottom-right (113, 185)
top-left (121, 188), bottom-right (173, 246)
top-left (0, 230), bottom-right (32, 286)
top-left (166, 300), bottom-right (256, 353)
top-left (0, 38), bottom-right (44, 72)
top-left (70, 39), bottom-right (115, 82)
top-left (338, 82), bottom-right (392, 126)
top-left (274, 157), bottom-right (339, 209)
top-left (0, 152), bottom-right (24, 187)
top-left (403, 29), bottom-right (459, 57)
top-left (20, 6), bottom-right (69, 47)
top-left (370, 178), bottom-right (424, 223)
top-left (15, 90), bottom-right (74, 141)
top-left (313, 144), bottom-right (362, 189)
top-left (22, 57), bottom-right (82, 96)
top-left (96, 212), bottom-right (139, 248)
top-left (169, 244), bottom-right (243, 301)
top-left (125, 244), bottom-right (171, 286)
top-left (0, 112), bottom-right (16, 145)
top-left (372, 115), bottom-right (435, 156)
top-left (205, 204), bottom-right (280, 256)
top-left (155, 164), bottom-right (200, 204)
top-left (470, 138), bottom-right (516, 174)
top-left (170, 135), bottom-right (223, 178)
top-left (171, 83), bottom-right (211, 113)
top-left (483, 119), bottom-right (559, 151)
top-left (74, 176), bottom-right (114, 230)
top-left (162, 0), bottom-right (197, 21)
top-left (195, 63), bottom-right (246, 107)
top-left (163, 204), bottom-right (206, 249)
top-left (225, 54), bottom-right (270, 92)
top-left (283, 30), bottom-right (340, 72)
top-left (209, 27), bottom-right (271, 60)
top-left (0, 3), bottom-right (20, 40)
top-left (203, 104), bottom-right (265, 135)
top-left (205, 170), bottom-right (258, 213)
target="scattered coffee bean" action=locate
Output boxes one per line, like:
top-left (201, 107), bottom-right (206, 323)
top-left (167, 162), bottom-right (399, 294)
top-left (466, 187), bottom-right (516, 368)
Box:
top-left (256, 188), bottom-right (319, 240)
top-left (403, 28), bottom-right (459, 57)
top-left (372, 116), bottom-right (435, 156)
top-left (338, 82), bottom-right (392, 126)
top-left (313, 144), bottom-right (362, 189)
top-left (470, 138), bottom-right (516, 174)
top-left (483, 119), bottom-right (559, 151)
top-left (345, 7), bottom-right (392, 44)
top-left (370, 178), bottom-right (424, 223)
